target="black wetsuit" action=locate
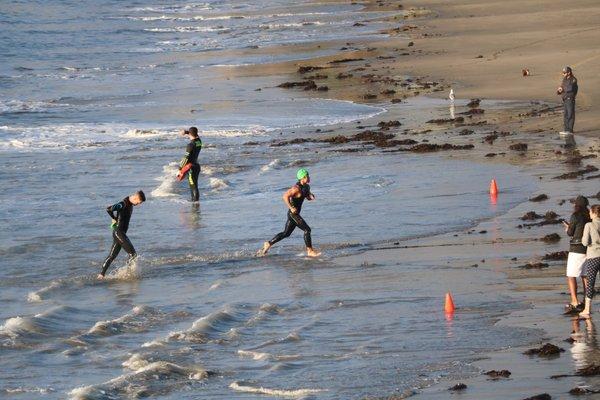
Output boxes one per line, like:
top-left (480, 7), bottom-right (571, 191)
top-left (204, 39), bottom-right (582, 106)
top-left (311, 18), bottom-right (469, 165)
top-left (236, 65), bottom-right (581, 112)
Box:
top-left (101, 198), bottom-right (136, 276)
top-left (180, 138), bottom-right (202, 201)
top-left (269, 182), bottom-right (312, 248)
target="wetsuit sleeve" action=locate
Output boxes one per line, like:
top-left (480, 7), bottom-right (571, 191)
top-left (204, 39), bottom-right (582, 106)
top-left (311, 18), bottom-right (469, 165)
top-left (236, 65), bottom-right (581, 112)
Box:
top-left (179, 142), bottom-right (193, 169)
top-left (567, 215), bottom-right (577, 237)
top-left (106, 201), bottom-right (124, 219)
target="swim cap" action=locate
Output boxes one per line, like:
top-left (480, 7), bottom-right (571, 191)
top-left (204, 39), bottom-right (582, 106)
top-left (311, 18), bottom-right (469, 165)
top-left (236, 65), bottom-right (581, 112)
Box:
top-left (297, 168), bottom-right (309, 180)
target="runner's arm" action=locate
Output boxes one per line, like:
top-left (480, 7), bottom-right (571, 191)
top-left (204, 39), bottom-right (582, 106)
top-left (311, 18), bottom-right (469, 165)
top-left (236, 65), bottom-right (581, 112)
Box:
top-left (283, 186), bottom-right (300, 212)
top-left (106, 201), bottom-right (124, 220)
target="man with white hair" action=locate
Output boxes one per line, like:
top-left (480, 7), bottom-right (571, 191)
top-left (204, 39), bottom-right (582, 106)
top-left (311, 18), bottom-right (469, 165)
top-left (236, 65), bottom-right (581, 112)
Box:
top-left (557, 66), bottom-right (578, 135)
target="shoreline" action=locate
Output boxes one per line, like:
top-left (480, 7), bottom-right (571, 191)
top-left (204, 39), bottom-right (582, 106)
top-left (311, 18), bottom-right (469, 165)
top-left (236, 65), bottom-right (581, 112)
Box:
top-left (224, 0), bottom-right (600, 397)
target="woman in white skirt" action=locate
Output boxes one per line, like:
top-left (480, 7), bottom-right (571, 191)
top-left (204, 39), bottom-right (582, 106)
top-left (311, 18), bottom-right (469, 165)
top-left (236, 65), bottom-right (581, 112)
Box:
top-left (563, 196), bottom-right (590, 314)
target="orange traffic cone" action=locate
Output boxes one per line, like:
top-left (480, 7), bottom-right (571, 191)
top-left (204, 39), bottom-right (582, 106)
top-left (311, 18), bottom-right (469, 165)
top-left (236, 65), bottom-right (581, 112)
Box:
top-left (445, 292), bottom-right (455, 313)
top-left (489, 179), bottom-right (498, 196)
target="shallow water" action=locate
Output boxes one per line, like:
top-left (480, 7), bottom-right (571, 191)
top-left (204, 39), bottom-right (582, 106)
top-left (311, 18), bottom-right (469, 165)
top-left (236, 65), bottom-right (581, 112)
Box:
top-left (0, 1), bottom-right (543, 398)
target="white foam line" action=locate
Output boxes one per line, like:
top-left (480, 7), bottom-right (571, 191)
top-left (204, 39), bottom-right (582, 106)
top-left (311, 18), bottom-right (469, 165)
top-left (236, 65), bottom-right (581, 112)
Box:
top-left (229, 382), bottom-right (325, 397)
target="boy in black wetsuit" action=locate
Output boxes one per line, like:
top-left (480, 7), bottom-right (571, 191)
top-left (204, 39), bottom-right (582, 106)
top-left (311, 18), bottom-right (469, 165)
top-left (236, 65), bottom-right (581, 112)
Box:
top-left (179, 127), bottom-right (202, 202)
top-left (260, 169), bottom-right (321, 257)
top-left (98, 190), bottom-right (145, 279)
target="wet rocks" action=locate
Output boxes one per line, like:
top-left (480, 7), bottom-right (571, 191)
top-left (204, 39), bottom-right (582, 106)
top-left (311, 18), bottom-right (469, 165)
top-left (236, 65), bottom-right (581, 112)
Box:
top-left (554, 165), bottom-right (599, 180)
top-left (483, 133), bottom-right (498, 144)
top-left (336, 72), bottom-right (353, 79)
top-left (377, 120), bottom-right (402, 129)
top-left (524, 343), bottom-right (564, 357)
top-left (448, 383), bottom-right (467, 391)
top-left (380, 89), bottom-right (396, 95)
top-left (297, 66), bottom-right (323, 74)
top-left (570, 387), bottom-right (600, 395)
top-left (520, 262), bottom-right (549, 269)
top-left (541, 233), bottom-right (561, 243)
top-left (363, 94), bottom-right (378, 100)
top-left (278, 80), bottom-right (316, 89)
top-left (529, 194), bottom-right (549, 202)
top-left (316, 86), bottom-right (329, 91)
top-left (459, 129), bottom-right (474, 135)
top-left (521, 211), bottom-right (544, 220)
top-left (484, 370), bottom-right (511, 379)
top-left (509, 143), bottom-right (528, 151)
top-left (426, 117), bottom-right (464, 124)
top-left (542, 251), bottom-right (569, 261)
top-left (467, 98), bottom-right (481, 108)
top-left (404, 143), bottom-right (474, 153)
top-left (329, 58), bottom-right (364, 64)
top-left (390, 98), bottom-right (402, 103)
top-left (523, 394), bottom-right (551, 400)
top-left (307, 74), bottom-right (328, 80)
top-left (577, 364), bottom-right (600, 376)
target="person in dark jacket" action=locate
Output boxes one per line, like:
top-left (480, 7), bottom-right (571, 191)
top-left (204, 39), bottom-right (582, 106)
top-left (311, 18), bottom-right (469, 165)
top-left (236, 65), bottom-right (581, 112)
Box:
top-left (563, 195), bottom-right (590, 313)
top-left (557, 66), bottom-right (578, 134)
top-left (179, 127), bottom-right (202, 202)
top-left (98, 190), bottom-right (145, 279)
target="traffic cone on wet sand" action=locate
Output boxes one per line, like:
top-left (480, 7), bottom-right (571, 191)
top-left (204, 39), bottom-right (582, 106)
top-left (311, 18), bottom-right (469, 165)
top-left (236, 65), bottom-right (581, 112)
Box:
top-left (444, 292), bottom-right (455, 314)
top-left (489, 179), bottom-right (498, 196)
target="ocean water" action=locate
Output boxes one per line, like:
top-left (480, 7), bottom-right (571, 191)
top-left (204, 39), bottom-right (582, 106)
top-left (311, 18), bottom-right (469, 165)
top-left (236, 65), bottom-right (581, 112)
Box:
top-left (1, 1), bottom-right (542, 398)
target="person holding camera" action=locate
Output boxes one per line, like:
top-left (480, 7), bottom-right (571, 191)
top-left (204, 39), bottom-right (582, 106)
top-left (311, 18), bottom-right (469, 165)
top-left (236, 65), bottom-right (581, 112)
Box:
top-left (557, 66), bottom-right (578, 135)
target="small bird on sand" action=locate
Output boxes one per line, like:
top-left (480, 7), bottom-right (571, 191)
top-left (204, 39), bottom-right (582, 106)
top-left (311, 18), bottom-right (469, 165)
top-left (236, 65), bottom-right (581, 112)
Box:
top-left (522, 68), bottom-right (530, 77)
top-left (449, 88), bottom-right (455, 103)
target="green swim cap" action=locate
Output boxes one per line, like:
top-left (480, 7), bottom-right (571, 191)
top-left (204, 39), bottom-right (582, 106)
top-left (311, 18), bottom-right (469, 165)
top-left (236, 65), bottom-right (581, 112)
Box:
top-left (297, 168), bottom-right (309, 180)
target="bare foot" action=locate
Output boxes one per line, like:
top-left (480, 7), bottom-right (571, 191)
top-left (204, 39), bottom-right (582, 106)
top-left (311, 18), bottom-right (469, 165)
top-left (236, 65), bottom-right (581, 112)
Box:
top-left (97, 274), bottom-right (105, 280)
top-left (258, 242), bottom-right (271, 256)
top-left (579, 312), bottom-right (591, 319)
top-left (306, 248), bottom-right (321, 257)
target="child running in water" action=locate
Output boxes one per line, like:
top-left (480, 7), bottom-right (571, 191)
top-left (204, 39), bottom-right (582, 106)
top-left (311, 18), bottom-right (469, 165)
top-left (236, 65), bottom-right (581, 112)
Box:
top-left (579, 205), bottom-right (600, 318)
top-left (260, 169), bottom-right (321, 257)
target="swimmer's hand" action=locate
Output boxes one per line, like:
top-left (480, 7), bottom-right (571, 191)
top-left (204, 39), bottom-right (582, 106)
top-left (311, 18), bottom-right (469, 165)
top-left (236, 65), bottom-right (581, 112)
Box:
top-left (308, 194), bottom-right (316, 201)
top-left (290, 207), bottom-right (298, 214)
top-left (557, 87), bottom-right (563, 95)
top-left (562, 220), bottom-right (570, 231)
top-left (110, 219), bottom-right (117, 230)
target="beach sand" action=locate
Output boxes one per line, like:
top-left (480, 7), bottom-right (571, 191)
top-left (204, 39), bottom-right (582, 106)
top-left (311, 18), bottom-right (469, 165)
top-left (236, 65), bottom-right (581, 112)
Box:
top-left (223, 0), bottom-right (600, 397)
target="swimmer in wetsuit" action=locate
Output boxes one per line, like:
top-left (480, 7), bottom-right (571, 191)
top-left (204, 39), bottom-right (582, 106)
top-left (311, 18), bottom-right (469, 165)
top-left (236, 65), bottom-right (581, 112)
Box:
top-left (98, 190), bottom-right (145, 279)
top-left (260, 169), bottom-right (321, 257)
top-left (179, 127), bottom-right (202, 202)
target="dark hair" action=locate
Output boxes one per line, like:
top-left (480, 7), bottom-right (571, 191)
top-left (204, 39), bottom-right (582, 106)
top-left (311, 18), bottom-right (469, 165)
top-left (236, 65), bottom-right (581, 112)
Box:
top-left (188, 126), bottom-right (198, 137)
top-left (574, 195), bottom-right (589, 217)
top-left (136, 190), bottom-right (146, 202)
top-left (591, 205), bottom-right (600, 216)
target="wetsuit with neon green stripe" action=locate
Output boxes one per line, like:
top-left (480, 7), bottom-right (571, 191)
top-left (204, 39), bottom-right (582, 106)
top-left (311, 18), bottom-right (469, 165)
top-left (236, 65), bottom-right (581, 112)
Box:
top-left (268, 182), bottom-right (313, 248)
top-left (180, 138), bottom-right (202, 201)
top-left (101, 198), bottom-right (136, 276)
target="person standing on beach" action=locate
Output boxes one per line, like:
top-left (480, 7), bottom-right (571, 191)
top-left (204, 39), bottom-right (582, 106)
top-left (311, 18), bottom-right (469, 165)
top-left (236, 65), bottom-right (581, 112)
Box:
top-left (563, 196), bottom-right (590, 314)
top-left (556, 66), bottom-right (578, 135)
top-left (259, 169), bottom-right (321, 257)
top-left (98, 190), bottom-right (146, 279)
top-left (578, 205), bottom-right (600, 318)
top-left (178, 127), bottom-right (202, 202)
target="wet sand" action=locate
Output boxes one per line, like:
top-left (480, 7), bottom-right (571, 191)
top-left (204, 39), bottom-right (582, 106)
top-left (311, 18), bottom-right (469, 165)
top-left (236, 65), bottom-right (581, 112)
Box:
top-left (222, 0), bottom-right (600, 397)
